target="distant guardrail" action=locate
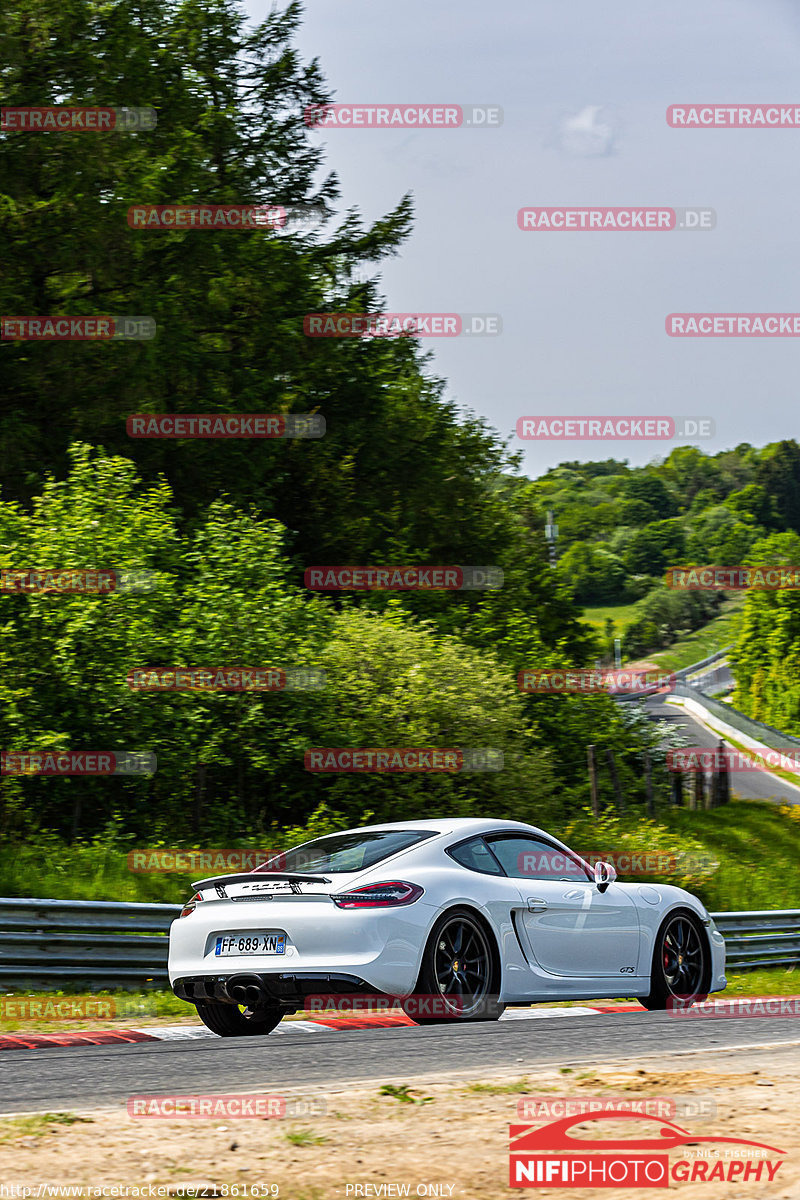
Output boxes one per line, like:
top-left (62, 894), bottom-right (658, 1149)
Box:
top-left (0, 898), bottom-right (797, 985)
top-left (674, 682), bottom-right (800, 751)
top-left (674, 646), bottom-right (733, 681)
top-left (613, 646), bottom-right (733, 701)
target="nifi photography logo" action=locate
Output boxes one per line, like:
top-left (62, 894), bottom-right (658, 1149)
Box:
top-left (508, 1111), bottom-right (785, 1188)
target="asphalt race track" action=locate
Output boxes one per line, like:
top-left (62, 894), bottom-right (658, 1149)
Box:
top-left (643, 694), bottom-right (800, 804)
top-left (4, 1011), bottom-right (800, 1114)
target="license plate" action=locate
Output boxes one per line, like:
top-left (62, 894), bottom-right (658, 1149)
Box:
top-left (214, 933), bottom-right (286, 957)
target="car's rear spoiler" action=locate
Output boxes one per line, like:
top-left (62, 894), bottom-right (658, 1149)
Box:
top-left (193, 872), bottom-right (332, 888)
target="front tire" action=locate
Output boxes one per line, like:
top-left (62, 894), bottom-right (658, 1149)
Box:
top-left (195, 999), bottom-right (285, 1036)
top-left (405, 907), bottom-right (504, 1023)
top-left (640, 911), bottom-right (709, 1011)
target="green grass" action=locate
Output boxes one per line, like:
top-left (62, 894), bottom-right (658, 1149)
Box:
top-left (0, 988), bottom-right (191, 1032)
top-left (579, 602), bottom-right (642, 633)
top-left (725, 969), bottom-right (800, 996)
top-left (0, 1113), bottom-right (93, 1143)
top-left (579, 597), bottom-right (743, 671)
top-left (646, 600), bottom-right (742, 672)
top-left (3, 793), bottom-right (799, 915)
top-left (0, 835), bottom-right (275, 904)
top-left (563, 799), bottom-right (800, 912)
top-left (284, 1129), bottom-right (328, 1146)
top-left (378, 1084), bottom-right (433, 1105)
top-left (465, 1077), bottom-right (528, 1094)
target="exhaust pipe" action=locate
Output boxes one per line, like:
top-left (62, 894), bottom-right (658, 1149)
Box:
top-left (227, 976), bottom-right (268, 1007)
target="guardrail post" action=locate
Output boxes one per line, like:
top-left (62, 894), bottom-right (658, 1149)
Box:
top-left (718, 740), bottom-right (730, 804)
top-left (670, 770), bottom-right (684, 807)
top-left (606, 748), bottom-right (626, 813)
top-left (693, 768), bottom-right (705, 812)
top-left (710, 740), bottom-right (730, 807)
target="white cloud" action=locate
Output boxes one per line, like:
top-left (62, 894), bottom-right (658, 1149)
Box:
top-left (555, 105), bottom-right (617, 156)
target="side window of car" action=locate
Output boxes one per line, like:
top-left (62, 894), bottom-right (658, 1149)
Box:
top-left (485, 836), bottom-right (591, 882)
top-left (448, 836), bottom-right (505, 875)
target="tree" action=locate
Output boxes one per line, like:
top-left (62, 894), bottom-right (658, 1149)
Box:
top-left (621, 473), bottom-right (676, 518)
top-left (755, 442), bottom-right (800, 534)
top-left (624, 519), bottom-right (686, 576)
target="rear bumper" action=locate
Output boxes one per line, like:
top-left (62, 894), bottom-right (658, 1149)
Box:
top-left (168, 897), bottom-right (435, 996)
top-left (172, 971), bottom-right (381, 1009)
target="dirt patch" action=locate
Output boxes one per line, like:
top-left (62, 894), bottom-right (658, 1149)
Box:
top-left (1, 1050), bottom-right (799, 1198)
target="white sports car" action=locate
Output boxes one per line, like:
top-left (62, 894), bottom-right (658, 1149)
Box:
top-left (168, 817), bottom-right (727, 1035)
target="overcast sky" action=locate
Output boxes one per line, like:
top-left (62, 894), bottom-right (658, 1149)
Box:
top-left (247, 0), bottom-right (800, 477)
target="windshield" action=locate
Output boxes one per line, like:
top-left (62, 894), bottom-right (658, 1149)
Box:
top-left (254, 829), bottom-right (437, 874)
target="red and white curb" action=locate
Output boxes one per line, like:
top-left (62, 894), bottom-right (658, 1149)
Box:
top-left (0, 1004), bottom-right (642, 1051)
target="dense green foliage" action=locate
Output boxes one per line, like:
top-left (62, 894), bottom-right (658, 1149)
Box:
top-left (730, 531), bottom-right (800, 732)
top-left (529, 442), bottom-right (800, 657)
top-left (4, 2), bottom-right (800, 856)
top-left (0, 1), bottom-right (675, 845)
top-left (0, 446), bottom-right (673, 840)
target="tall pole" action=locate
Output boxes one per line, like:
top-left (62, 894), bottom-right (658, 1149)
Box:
top-left (545, 510), bottom-right (558, 568)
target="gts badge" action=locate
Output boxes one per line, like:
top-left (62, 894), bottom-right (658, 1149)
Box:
top-left (619, 966), bottom-right (635, 973)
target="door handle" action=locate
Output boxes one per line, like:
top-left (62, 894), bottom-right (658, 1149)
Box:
top-left (526, 897), bottom-right (548, 912)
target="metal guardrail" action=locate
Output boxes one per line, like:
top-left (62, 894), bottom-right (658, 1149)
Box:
top-left (674, 646), bottom-right (733, 682)
top-left (0, 898), bottom-right (180, 985)
top-left (674, 682), bottom-right (800, 751)
top-left (1, 898), bottom-right (799, 985)
top-left (614, 646), bottom-right (734, 701)
top-left (711, 910), bottom-right (800, 970)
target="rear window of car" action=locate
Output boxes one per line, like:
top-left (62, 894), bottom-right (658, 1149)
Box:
top-left (447, 836), bottom-right (504, 875)
top-left (254, 829), bottom-right (437, 874)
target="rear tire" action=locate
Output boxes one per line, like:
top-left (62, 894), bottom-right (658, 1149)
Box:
top-left (405, 907), bottom-right (504, 1024)
top-left (195, 1000), bottom-right (284, 1036)
top-left (640, 910), bottom-right (709, 1011)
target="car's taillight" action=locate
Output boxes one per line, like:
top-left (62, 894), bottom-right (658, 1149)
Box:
top-left (179, 892), bottom-right (203, 918)
top-left (331, 881), bottom-right (424, 908)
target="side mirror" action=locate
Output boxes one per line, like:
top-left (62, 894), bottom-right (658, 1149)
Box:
top-left (594, 860), bottom-right (617, 893)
